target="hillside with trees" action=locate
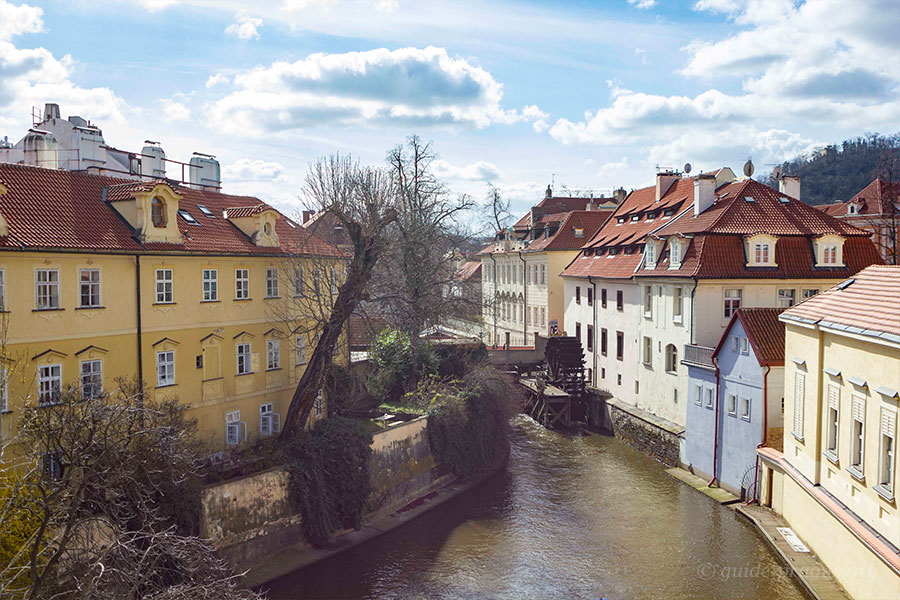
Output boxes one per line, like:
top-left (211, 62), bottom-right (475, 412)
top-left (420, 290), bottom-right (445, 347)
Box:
top-left (764, 133), bottom-right (899, 205)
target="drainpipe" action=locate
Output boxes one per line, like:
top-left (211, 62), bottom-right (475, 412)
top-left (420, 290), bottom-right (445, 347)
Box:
top-left (517, 251), bottom-right (527, 347)
top-left (689, 277), bottom-right (699, 345)
top-left (134, 254), bottom-right (144, 401)
top-left (752, 364), bottom-right (771, 504)
top-left (488, 253), bottom-right (498, 347)
top-left (709, 355), bottom-right (720, 487)
top-left (588, 275), bottom-right (598, 387)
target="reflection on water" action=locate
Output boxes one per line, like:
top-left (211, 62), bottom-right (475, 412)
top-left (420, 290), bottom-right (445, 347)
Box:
top-left (262, 416), bottom-right (806, 599)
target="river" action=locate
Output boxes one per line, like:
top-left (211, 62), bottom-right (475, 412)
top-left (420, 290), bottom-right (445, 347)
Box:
top-left (262, 416), bottom-right (808, 599)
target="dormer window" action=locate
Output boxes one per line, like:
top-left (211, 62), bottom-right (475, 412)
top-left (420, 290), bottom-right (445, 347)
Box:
top-left (754, 242), bottom-right (770, 264)
top-left (669, 239), bottom-right (680, 267)
top-left (617, 217), bottom-right (626, 224)
top-left (574, 228), bottom-right (584, 238)
top-left (264, 222), bottom-right (272, 236)
top-left (814, 234), bottom-right (845, 267)
top-left (745, 233), bottom-right (778, 267)
top-left (644, 241), bottom-right (657, 268)
top-left (848, 204), bottom-right (858, 215)
top-left (646, 212), bottom-right (656, 221)
top-left (151, 197), bottom-right (166, 227)
top-left (631, 215), bottom-right (640, 222)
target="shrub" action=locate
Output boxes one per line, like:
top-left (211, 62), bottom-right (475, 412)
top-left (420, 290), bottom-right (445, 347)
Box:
top-left (368, 328), bottom-right (438, 404)
top-left (286, 417), bottom-right (372, 547)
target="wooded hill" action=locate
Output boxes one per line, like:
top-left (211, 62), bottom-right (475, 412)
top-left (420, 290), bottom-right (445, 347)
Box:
top-left (763, 133), bottom-right (900, 205)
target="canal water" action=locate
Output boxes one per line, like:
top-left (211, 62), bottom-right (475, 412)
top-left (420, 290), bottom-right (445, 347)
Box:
top-left (263, 416), bottom-right (808, 599)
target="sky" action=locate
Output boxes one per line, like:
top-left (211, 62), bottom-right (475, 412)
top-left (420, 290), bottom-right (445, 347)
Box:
top-left (1, 0), bottom-right (899, 221)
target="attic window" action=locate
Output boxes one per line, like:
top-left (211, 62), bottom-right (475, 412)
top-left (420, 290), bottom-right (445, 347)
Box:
top-left (779, 197), bottom-right (790, 204)
top-left (646, 212), bottom-right (656, 220)
top-left (197, 205), bottom-right (216, 217)
top-left (151, 197), bottom-right (166, 227)
top-left (630, 215), bottom-right (640, 222)
top-left (177, 210), bottom-right (199, 225)
top-left (663, 209), bottom-right (675, 217)
top-left (609, 248), bottom-right (618, 256)
top-left (574, 228), bottom-right (584, 238)
top-left (617, 217), bottom-right (626, 224)
top-left (848, 204), bottom-right (858, 215)
top-left (744, 196), bottom-right (755, 203)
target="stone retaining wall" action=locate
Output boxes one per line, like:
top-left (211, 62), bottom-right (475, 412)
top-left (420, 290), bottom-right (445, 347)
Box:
top-left (602, 397), bottom-right (682, 467)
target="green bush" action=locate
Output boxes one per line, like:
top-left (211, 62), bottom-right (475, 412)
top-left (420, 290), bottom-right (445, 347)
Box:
top-left (434, 342), bottom-right (488, 379)
top-left (368, 328), bottom-right (438, 404)
top-left (426, 367), bottom-right (514, 477)
top-left (286, 417), bottom-right (372, 547)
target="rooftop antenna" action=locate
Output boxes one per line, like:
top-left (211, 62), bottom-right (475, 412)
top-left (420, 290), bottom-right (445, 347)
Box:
top-left (683, 162), bottom-right (692, 175)
top-left (743, 159), bottom-right (754, 178)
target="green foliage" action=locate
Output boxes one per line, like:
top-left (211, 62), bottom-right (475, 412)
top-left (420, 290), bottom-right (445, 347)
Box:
top-left (426, 367), bottom-right (514, 477)
top-left (0, 471), bottom-right (42, 591)
top-left (324, 363), bottom-right (377, 415)
top-left (768, 132), bottom-right (900, 205)
top-left (286, 417), bottom-right (372, 547)
top-left (367, 328), bottom-right (437, 403)
top-left (434, 342), bottom-right (488, 379)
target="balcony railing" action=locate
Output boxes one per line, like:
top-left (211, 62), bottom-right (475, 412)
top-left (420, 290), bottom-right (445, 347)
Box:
top-left (682, 344), bottom-right (715, 369)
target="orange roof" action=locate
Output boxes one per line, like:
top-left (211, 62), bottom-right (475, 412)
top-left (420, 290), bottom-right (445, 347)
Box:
top-left (714, 308), bottom-right (786, 366)
top-left (0, 163), bottom-right (342, 257)
top-left (780, 265), bottom-right (900, 343)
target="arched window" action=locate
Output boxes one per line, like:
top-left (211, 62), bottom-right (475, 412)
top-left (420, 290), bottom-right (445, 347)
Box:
top-left (665, 344), bottom-right (678, 373)
top-left (151, 197), bottom-right (166, 227)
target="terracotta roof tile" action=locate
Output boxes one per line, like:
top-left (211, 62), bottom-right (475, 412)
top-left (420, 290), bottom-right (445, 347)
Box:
top-left (455, 260), bottom-right (481, 282)
top-left (0, 163), bottom-right (343, 257)
top-left (780, 265), bottom-right (900, 340)
top-left (736, 308), bottom-right (786, 365)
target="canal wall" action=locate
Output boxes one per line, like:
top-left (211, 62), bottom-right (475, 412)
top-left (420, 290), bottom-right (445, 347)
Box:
top-left (200, 415), bottom-right (455, 567)
top-left (591, 393), bottom-right (683, 467)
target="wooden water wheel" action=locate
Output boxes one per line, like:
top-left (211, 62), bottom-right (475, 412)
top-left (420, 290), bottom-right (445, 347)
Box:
top-left (543, 336), bottom-right (586, 396)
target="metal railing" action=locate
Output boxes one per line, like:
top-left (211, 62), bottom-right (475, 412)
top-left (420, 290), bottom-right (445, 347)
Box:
top-left (682, 344), bottom-right (715, 368)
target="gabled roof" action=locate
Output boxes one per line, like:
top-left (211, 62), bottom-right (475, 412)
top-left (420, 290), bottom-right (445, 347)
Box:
top-left (454, 260), bottom-right (482, 282)
top-left (525, 210), bottom-right (612, 251)
top-left (780, 265), bottom-right (900, 345)
top-left (820, 178), bottom-right (900, 218)
top-left (714, 308), bottom-right (786, 366)
top-left (512, 196), bottom-right (615, 229)
top-left (0, 162), bottom-right (343, 257)
top-left (225, 204), bottom-right (276, 218)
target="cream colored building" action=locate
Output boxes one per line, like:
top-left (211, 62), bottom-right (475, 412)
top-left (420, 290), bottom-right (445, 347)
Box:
top-left (758, 265), bottom-right (900, 600)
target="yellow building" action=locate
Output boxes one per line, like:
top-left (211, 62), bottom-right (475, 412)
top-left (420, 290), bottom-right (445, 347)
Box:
top-left (0, 163), bottom-right (345, 451)
top-left (758, 265), bottom-right (900, 600)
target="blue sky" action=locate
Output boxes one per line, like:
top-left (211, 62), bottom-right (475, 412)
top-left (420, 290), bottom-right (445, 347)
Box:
top-left (2, 0), bottom-right (899, 219)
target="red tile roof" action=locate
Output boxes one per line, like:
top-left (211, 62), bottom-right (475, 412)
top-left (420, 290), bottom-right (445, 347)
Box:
top-left (225, 204), bottom-right (275, 218)
top-left (562, 175), bottom-right (882, 280)
top-left (780, 265), bottom-right (900, 342)
top-left (455, 260), bottom-right (482, 282)
top-left (716, 308), bottom-right (786, 366)
top-left (512, 196), bottom-right (615, 229)
top-left (524, 210), bottom-right (612, 252)
top-left (0, 163), bottom-right (343, 257)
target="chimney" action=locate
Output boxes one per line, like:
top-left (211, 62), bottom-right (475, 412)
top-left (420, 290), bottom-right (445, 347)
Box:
top-left (302, 210), bottom-right (315, 224)
top-left (44, 103), bottom-right (60, 121)
top-left (779, 176), bottom-right (800, 201)
top-left (693, 173), bottom-right (716, 216)
top-left (188, 152), bottom-right (221, 191)
top-left (531, 205), bottom-right (544, 224)
top-left (545, 184), bottom-right (552, 199)
top-left (585, 200), bottom-right (592, 212)
top-left (655, 171), bottom-right (678, 203)
top-left (613, 188), bottom-right (627, 203)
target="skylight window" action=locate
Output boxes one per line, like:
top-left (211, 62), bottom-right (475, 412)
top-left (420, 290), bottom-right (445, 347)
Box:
top-left (631, 215), bottom-right (640, 222)
top-left (779, 197), bottom-right (790, 204)
top-left (837, 278), bottom-right (856, 290)
top-left (177, 210), bottom-right (199, 224)
top-left (744, 196), bottom-right (755, 203)
top-left (617, 217), bottom-right (626, 224)
top-left (663, 209), bottom-right (675, 217)
top-left (197, 205), bottom-right (216, 217)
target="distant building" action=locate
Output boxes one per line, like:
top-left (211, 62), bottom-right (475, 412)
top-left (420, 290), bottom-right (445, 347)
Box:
top-left (480, 187), bottom-right (617, 348)
top-left (683, 308), bottom-right (785, 497)
top-left (562, 168), bottom-right (883, 427)
top-left (818, 178), bottom-right (900, 265)
top-left (758, 265), bottom-right (900, 600)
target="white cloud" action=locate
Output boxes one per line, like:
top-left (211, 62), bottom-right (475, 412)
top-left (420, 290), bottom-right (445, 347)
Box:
top-left (692, 0), bottom-right (742, 13)
top-left (222, 158), bottom-right (287, 182)
top-left (0, 1), bottom-right (42, 41)
top-left (225, 15), bottom-right (263, 40)
top-left (135, 0), bottom-right (179, 10)
top-left (597, 156), bottom-right (629, 179)
top-left (206, 46), bottom-right (543, 135)
top-left (628, 0), bottom-right (656, 9)
top-left (432, 158), bottom-right (500, 182)
top-left (205, 73), bottom-right (230, 88)
top-left (160, 98), bottom-right (191, 123)
top-left (375, 0), bottom-right (398, 12)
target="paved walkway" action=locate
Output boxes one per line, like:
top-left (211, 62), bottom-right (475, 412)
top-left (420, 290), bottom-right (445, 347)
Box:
top-left (737, 504), bottom-right (849, 600)
top-left (666, 467), bottom-right (740, 504)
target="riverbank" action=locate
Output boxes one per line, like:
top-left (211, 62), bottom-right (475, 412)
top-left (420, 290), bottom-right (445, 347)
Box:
top-left (245, 463), bottom-right (504, 589)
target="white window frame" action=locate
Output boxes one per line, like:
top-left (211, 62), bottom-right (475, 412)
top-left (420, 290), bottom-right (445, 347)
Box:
top-left (826, 384), bottom-right (840, 455)
top-left (727, 393), bottom-right (737, 416)
top-left (669, 239), bottom-right (680, 266)
top-left (266, 268), bottom-right (279, 298)
top-left (851, 394), bottom-right (865, 472)
top-left (235, 268), bottom-right (250, 300)
top-left (79, 268), bottom-right (101, 308)
top-left (694, 384), bottom-right (703, 406)
top-left (665, 344), bottom-right (677, 373)
top-left (643, 285), bottom-right (653, 318)
top-left (330, 267), bottom-right (338, 295)
top-left (155, 268), bottom-right (173, 304)
top-left (879, 408), bottom-right (896, 495)
top-left (644, 242), bottom-right (656, 268)
top-left (36, 269), bottom-right (60, 310)
top-left (38, 364), bottom-right (62, 405)
top-left (741, 337), bottom-right (749, 354)
top-left (225, 410), bottom-right (247, 446)
top-left (156, 350), bottom-right (175, 387)
top-left (202, 269), bottom-right (218, 301)
top-left (80, 359), bottom-right (102, 399)
top-left (673, 287), bottom-right (682, 322)
top-left (259, 403), bottom-right (280, 437)
top-left (740, 396), bottom-right (751, 421)
top-left (822, 244), bottom-right (838, 265)
top-left (236, 343), bottom-right (252, 375)
top-left (705, 387), bottom-right (714, 409)
top-left (294, 268), bottom-right (304, 297)
top-left (778, 288), bottom-right (796, 308)
top-left (642, 336), bottom-right (652, 366)
top-left (296, 337), bottom-right (307, 365)
top-left (266, 339), bottom-right (280, 370)
top-left (724, 288), bottom-right (741, 318)
top-left (754, 242), bottom-right (770, 265)
top-left (793, 372), bottom-right (805, 440)
top-left (802, 289), bottom-right (818, 300)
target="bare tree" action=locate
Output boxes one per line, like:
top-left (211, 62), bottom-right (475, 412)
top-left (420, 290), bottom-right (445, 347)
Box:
top-left (483, 183), bottom-right (512, 234)
top-left (865, 143), bottom-right (900, 265)
top-left (0, 379), bottom-right (262, 600)
top-left (374, 136), bottom-right (476, 347)
top-left (278, 155), bottom-right (398, 438)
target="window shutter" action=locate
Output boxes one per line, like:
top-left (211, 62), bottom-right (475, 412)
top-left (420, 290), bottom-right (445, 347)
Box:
top-left (793, 373), bottom-right (805, 437)
top-left (226, 423), bottom-right (237, 445)
top-left (828, 385), bottom-right (840, 410)
top-left (852, 395), bottom-right (865, 422)
top-left (882, 408), bottom-right (897, 438)
top-left (260, 414), bottom-right (271, 436)
top-left (273, 413), bottom-right (281, 433)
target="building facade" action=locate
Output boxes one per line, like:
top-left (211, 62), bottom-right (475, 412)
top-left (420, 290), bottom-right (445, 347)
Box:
top-left (683, 308), bottom-right (785, 496)
top-left (0, 163), bottom-right (344, 452)
top-left (562, 168), bottom-right (883, 426)
top-left (758, 265), bottom-right (900, 600)
top-left (818, 178), bottom-right (900, 265)
top-left (481, 190), bottom-right (616, 347)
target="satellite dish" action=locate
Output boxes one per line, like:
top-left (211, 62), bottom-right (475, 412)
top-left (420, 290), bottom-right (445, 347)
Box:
top-left (743, 160), bottom-right (755, 178)
top-left (772, 165), bottom-right (783, 181)
top-left (683, 162), bottom-right (692, 174)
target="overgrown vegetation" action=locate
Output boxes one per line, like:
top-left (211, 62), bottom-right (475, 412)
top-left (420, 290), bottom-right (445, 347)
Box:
top-left (367, 328), bottom-right (437, 403)
top-left (417, 367), bottom-right (515, 477)
top-left (286, 417), bottom-right (373, 547)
